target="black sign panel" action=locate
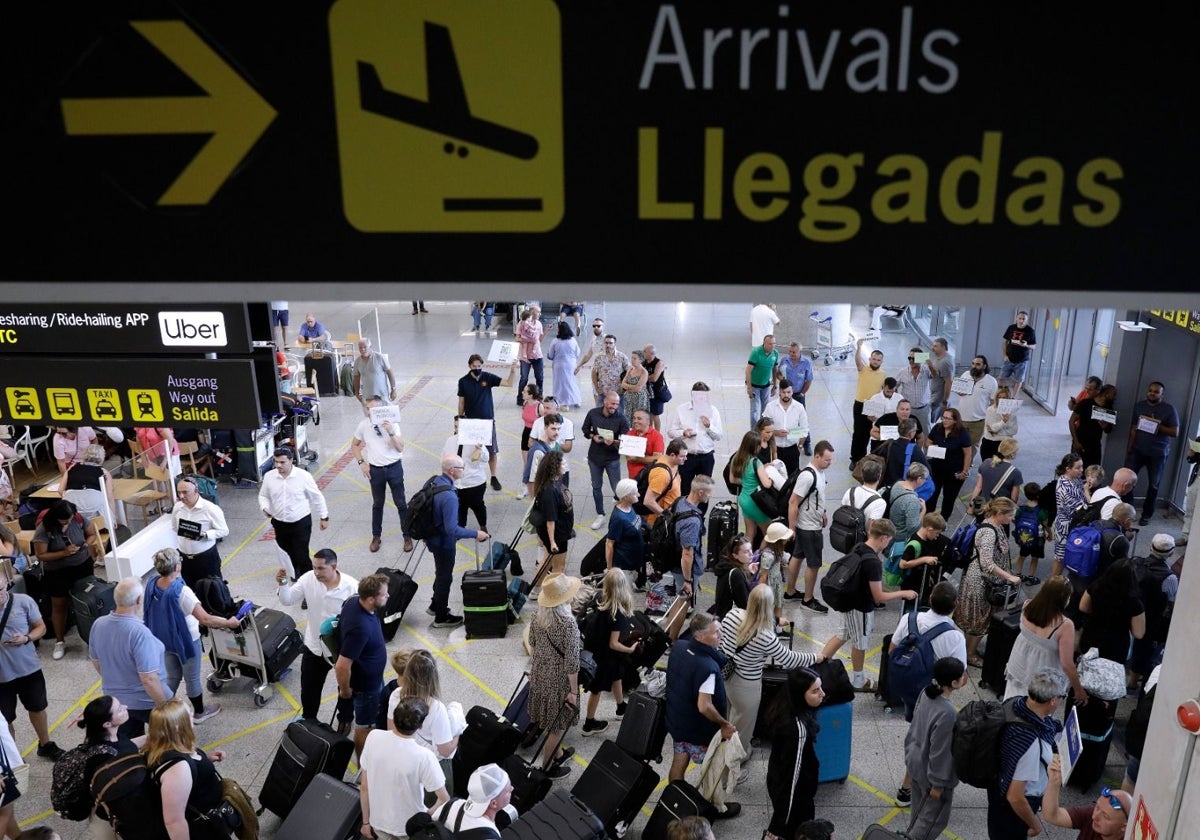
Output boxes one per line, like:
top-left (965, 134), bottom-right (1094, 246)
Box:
top-left (9, 2), bottom-right (1196, 291)
top-left (0, 304), bottom-right (252, 354)
top-left (1, 358), bottom-right (262, 428)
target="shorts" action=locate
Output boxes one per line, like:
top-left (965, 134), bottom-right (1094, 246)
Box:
top-left (44, 560), bottom-right (94, 597)
top-left (271, 308), bottom-right (290, 327)
top-left (1001, 359), bottom-right (1029, 382)
top-left (836, 609), bottom-right (874, 651)
top-left (521, 426), bottom-right (533, 452)
top-left (352, 684), bottom-right (382, 727)
top-left (0, 669), bottom-right (49, 721)
top-left (672, 739), bottom-right (708, 764)
top-left (1018, 538), bottom-right (1045, 559)
top-left (560, 304), bottom-right (584, 317)
top-left (795, 529), bottom-right (824, 570)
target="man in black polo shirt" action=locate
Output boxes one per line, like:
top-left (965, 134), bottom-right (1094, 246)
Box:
top-left (456, 353), bottom-right (518, 491)
top-left (582, 391), bottom-right (631, 531)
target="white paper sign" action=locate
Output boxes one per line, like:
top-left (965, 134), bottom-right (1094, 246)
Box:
top-left (951, 376), bottom-right (975, 396)
top-left (878, 425), bottom-right (900, 441)
top-left (488, 340), bottom-right (519, 363)
top-left (912, 351), bottom-right (930, 364)
top-left (863, 396), bottom-right (890, 418)
top-left (787, 426), bottom-right (809, 441)
top-left (691, 391), bottom-right (712, 418)
top-left (1137, 416), bottom-right (1161, 434)
top-left (1190, 439), bottom-right (1200, 454)
top-left (927, 445), bottom-right (947, 460)
top-left (997, 399), bottom-right (1024, 415)
top-left (597, 427), bottom-right (614, 442)
top-left (368, 405), bottom-right (401, 426)
top-left (1091, 407), bottom-right (1117, 424)
top-left (618, 435), bottom-right (648, 457)
top-left (458, 419), bottom-right (493, 446)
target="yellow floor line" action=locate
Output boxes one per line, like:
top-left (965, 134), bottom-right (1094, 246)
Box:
top-left (399, 623), bottom-right (505, 706)
top-left (21, 678), bottom-right (103, 758)
top-left (201, 709), bottom-right (296, 752)
top-left (275, 683), bottom-right (303, 713)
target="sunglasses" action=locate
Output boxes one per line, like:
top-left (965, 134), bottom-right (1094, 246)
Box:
top-left (1100, 787), bottom-right (1123, 811)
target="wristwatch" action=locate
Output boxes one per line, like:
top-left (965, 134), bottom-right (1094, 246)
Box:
top-left (357, 458), bottom-right (365, 465)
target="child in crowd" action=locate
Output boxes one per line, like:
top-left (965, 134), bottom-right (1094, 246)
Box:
top-left (1014, 481), bottom-right (1045, 579)
top-left (897, 512), bottom-right (952, 612)
top-left (520, 383), bottom-right (544, 455)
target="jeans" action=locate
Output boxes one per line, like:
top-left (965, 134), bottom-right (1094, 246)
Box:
top-left (164, 638), bottom-right (204, 699)
top-left (369, 460), bottom-right (411, 538)
top-left (471, 304), bottom-right (494, 330)
top-left (431, 548), bottom-right (456, 619)
top-left (678, 451), bottom-right (715, 496)
top-left (749, 385), bottom-right (771, 426)
top-left (300, 648), bottom-right (353, 722)
top-left (589, 459), bottom-right (622, 515)
top-left (518, 358), bottom-right (544, 402)
top-left (1125, 448), bottom-right (1168, 519)
top-left (273, 515), bottom-right (314, 578)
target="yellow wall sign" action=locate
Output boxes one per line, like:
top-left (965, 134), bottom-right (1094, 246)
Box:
top-left (4, 388), bottom-right (42, 421)
top-left (87, 388), bottom-right (124, 422)
top-left (47, 388), bottom-right (83, 421)
top-left (330, 0), bottom-right (563, 232)
top-left (127, 389), bottom-right (164, 422)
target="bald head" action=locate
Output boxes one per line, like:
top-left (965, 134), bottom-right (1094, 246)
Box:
top-left (115, 577), bottom-right (144, 609)
top-left (1112, 468), bottom-right (1137, 494)
top-left (442, 454), bottom-right (465, 475)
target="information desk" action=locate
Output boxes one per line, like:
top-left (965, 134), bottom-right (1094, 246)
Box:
top-left (103, 513), bottom-right (177, 581)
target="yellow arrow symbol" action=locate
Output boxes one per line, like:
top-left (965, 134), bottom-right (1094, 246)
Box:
top-left (60, 20), bottom-right (276, 206)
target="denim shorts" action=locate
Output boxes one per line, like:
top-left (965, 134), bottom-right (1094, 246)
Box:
top-left (352, 684), bottom-right (382, 727)
top-left (1001, 359), bottom-right (1029, 382)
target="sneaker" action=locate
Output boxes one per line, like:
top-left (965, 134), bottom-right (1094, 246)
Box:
top-left (800, 598), bottom-right (829, 614)
top-left (52, 641), bottom-right (66, 660)
top-left (782, 590), bottom-right (804, 601)
top-left (1139, 516), bottom-right (1151, 527)
top-left (614, 703), bottom-right (628, 719)
top-left (589, 515), bottom-right (606, 530)
top-left (545, 764), bottom-right (572, 781)
top-left (491, 476), bottom-right (502, 491)
top-left (712, 802), bottom-right (742, 820)
top-left (433, 614), bottom-right (464, 629)
top-left (426, 606), bottom-right (436, 616)
top-left (582, 718), bottom-right (610, 736)
top-left (895, 787), bottom-right (912, 806)
top-left (37, 741), bottom-right (65, 761)
top-left (517, 490), bottom-right (528, 500)
top-left (193, 704), bottom-right (222, 724)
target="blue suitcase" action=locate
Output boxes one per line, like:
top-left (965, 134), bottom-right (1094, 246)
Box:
top-left (814, 702), bottom-right (853, 783)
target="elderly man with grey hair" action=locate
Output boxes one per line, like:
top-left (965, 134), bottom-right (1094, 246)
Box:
top-left (88, 577), bottom-right (169, 737)
top-left (988, 667), bottom-right (1068, 840)
top-left (423, 456), bottom-right (489, 629)
top-left (352, 337), bottom-right (397, 405)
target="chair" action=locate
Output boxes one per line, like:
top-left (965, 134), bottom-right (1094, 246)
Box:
top-left (127, 440), bottom-right (147, 479)
top-left (123, 464), bottom-right (171, 526)
top-left (2, 520), bottom-right (34, 557)
top-left (26, 428), bottom-right (53, 463)
top-left (3, 430), bottom-right (35, 481)
top-left (179, 440), bottom-right (213, 478)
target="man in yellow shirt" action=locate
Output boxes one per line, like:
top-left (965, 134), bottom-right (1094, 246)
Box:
top-left (850, 337), bottom-right (887, 467)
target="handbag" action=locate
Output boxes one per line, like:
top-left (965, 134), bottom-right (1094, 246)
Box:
top-left (653, 375), bottom-right (673, 403)
top-left (1076, 647), bottom-right (1127, 701)
top-left (526, 501), bottom-right (546, 531)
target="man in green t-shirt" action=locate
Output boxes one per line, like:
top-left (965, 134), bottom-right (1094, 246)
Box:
top-left (745, 334), bottom-right (780, 426)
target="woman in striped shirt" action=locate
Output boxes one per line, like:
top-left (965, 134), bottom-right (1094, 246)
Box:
top-left (719, 585), bottom-right (823, 744)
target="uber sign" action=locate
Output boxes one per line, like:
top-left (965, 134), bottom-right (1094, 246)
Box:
top-left (158, 311), bottom-right (228, 346)
top-left (0, 304), bottom-right (251, 355)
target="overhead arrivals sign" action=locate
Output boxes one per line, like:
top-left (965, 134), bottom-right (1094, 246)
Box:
top-left (0, 358), bottom-right (262, 428)
top-left (9, 1), bottom-right (1195, 290)
top-left (0, 304), bottom-right (252, 354)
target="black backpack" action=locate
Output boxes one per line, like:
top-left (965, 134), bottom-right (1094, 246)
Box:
top-left (819, 548), bottom-right (871, 613)
top-left (407, 476), bottom-right (453, 541)
top-left (1036, 480), bottom-right (1058, 524)
top-left (53, 743), bottom-right (115, 820)
top-left (952, 700), bottom-right (1037, 788)
top-left (760, 466), bottom-right (814, 521)
top-left (633, 462), bottom-right (674, 516)
top-left (1134, 556), bottom-right (1175, 643)
top-left (1068, 497), bottom-right (1108, 531)
top-left (1124, 683), bottom-right (1156, 759)
top-left (91, 752), bottom-right (169, 840)
top-left (647, 499), bottom-right (702, 573)
top-left (829, 486), bottom-right (880, 554)
top-left (192, 575), bottom-right (236, 618)
top-left (722, 453), bottom-right (741, 495)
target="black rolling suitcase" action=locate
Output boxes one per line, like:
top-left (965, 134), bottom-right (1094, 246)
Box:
top-left (579, 538), bottom-right (607, 577)
top-left (211, 429), bottom-right (237, 476)
top-left (304, 353), bottom-right (338, 396)
top-left (454, 697), bottom-right (525, 794)
top-left (501, 788), bottom-right (605, 840)
top-left (463, 547), bottom-right (509, 639)
top-left (705, 500), bottom-right (739, 564)
top-left (254, 607), bottom-right (304, 681)
top-left (756, 666), bottom-right (790, 738)
top-left (375, 551), bottom-right (421, 641)
top-left (70, 576), bottom-right (115, 644)
top-left (614, 690), bottom-right (668, 763)
top-left (876, 632), bottom-right (901, 711)
top-left (570, 739), bottom-right (659, 837)
top-left (502, 673), bottom-right (534, 739)
top-left (643, 780), bottom-right (718, 839)
top-left (1065, 690), bottom-right (1119, 792)
top-left (980, 607), bottom-right (1021, 696)
top-left (627, 611), bottom-right (671, 670)
top-left (275, 772), bottom-right (361, 840)
top-left (502, 701), bottom-right (570, 813)
top-left (259, 718), bottom-right (355, 818)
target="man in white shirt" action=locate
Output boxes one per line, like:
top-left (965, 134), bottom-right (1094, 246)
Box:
top-left (360, 696), bottom-right (449, 840)
top-left (667, 381), bottom-right (724, 495)
top-left (1094, 468), bottom-right (1135, 520)
top-left (259, 446), bottom-right (329, 579)
top-left (435, 763), bottom-right (515, 835)
top-left (171, 475), bottom-right (229, 586)
top-left (351, 396), bottom-right (413, 554)
top-left (443, 415), bottom-right (491, 531)
top-left (276, 547), bottom-right (358, 731)
top-left (949, 355), bottom-right (998, 451)
top-left (749, 302), bottom-right (779, 347)
top-left (785, 441), bottom-right (835, 613)
top-left (761, 381), bottom-right (810, 475)
top-left (841, 457), bottom-right (888, 523)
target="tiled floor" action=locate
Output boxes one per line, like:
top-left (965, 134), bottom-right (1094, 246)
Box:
top-left (15, 300), bottom-right (1178, 838)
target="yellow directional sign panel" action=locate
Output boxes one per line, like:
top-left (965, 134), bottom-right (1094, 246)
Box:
top-left (87, 388), bottom-right (124, 422)
top-left (5, 388), bottom-right (42, 421)
top-left (47, 388), bottom-right (83, 421)
top-left (60, 21), bottom-right (277, 207)
top-left (127, 389), bottom-right (163, 422)
top-left (330, 0), bottom-right (563, 232)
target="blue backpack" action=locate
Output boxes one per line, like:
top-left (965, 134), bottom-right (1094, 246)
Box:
top-left (888, 611), bottom-right (955, 709)
top-left (1062, 521), bottom-right (1118, 577)
top-left (900, 443), bottom-right (936, 501)
top-left (949, 519), bottom-right (979, 569)
top-left (1013, 506), bottom-right (1040, 548)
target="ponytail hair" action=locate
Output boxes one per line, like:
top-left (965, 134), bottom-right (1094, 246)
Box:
top-left (923, 656), bottom-right (967, 700)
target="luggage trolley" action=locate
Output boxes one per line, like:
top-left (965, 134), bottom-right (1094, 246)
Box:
top-left (808, 311), bottom-right (855, 366)
top-left (207, 603), bottom-right (292, 707)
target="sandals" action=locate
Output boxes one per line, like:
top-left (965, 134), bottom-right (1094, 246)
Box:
top-left (968, 656), bottom-right (985, 668)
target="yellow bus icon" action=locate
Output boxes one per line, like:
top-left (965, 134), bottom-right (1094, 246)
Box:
top-left (331, 0), bottom-right (563, 232)
top-left (48, 388), bottom-right (83, 421)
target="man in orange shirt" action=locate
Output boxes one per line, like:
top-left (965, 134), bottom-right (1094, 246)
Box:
top-left (641, 439), bottom-right (687, 525)
top-left (625, 409), bottom-right (664, 480)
